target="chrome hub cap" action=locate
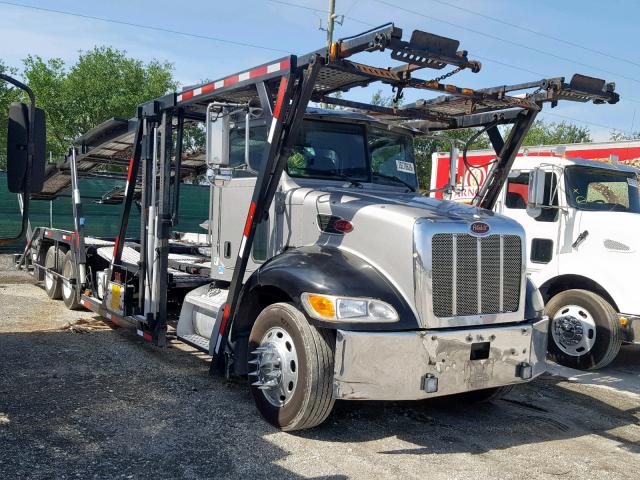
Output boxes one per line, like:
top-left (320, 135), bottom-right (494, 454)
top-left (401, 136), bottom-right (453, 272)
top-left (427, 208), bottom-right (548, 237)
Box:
top-left (249, 327), bottom-right (298, 407)
top-left (551, 304), bottom-right (596, 356)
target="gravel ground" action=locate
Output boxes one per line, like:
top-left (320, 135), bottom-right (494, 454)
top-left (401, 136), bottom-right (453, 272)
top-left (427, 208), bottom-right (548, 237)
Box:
top-left (0, 254), bottom-right (639, 479)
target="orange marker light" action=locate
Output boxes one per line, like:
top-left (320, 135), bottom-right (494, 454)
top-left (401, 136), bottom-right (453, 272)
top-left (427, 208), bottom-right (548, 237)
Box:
top-left (307, 294), bottom-right (336, 319)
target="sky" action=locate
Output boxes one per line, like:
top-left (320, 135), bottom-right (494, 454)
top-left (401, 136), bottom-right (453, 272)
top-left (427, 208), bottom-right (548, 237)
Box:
top-left (1, 0), bottom-right (639, 141)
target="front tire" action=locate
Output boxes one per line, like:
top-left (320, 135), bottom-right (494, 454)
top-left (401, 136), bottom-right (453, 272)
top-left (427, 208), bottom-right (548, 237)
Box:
top-left (248, 302), bottom-right (335, 431)
top-left (545, 289), bottom-right (621, 370)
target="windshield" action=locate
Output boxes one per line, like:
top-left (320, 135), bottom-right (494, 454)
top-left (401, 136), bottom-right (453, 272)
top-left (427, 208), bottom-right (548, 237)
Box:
top-left (565, 165), bottom-right (640, 213)
top-left (286, 119), bottom-right (417, 190)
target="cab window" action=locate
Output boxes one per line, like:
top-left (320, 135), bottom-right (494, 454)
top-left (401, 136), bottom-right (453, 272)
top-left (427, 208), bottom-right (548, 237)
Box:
top-left (287, 120), bottom-right (368, 181)
top-left (229, 125), bottom-right (268, 174)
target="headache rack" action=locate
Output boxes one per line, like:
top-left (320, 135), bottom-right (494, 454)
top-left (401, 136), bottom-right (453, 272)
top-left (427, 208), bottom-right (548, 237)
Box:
top-left (42, 23), bottom-right (617, 371)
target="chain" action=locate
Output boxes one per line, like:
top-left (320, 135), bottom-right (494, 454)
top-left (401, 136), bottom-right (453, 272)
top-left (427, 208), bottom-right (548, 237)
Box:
top-left (525, 84), bottom-right (545, 98)
top-left (430, 66), bottom-right (464, 83)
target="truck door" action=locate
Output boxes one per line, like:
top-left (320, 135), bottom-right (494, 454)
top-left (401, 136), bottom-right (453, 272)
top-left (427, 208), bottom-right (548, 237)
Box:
top-left (500, 170), bottom-right (561, 283)
top-left (211, 125), bottom-right (272, 281)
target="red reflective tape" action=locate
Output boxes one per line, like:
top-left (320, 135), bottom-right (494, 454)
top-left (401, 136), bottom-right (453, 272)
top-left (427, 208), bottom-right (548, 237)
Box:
top-left (143, 332), bottom-right (153, 342)
top-left (279, 59), bottom-right (290, 71)
top-left (250, 65), bottom-right (268, 78)
top-left (272, 76), bottom-right (288, 119)
top-left (219, 303), bottom-right (231, 335)
top-left (202, 83), bottom-right (215, 94)
top-left (181, 90), bottom-right (194, 101)
top-left (126, 158), bottom-right (135, 183)
top-left (243, 201), bottom-right (257, 237)
top-left (224, 74), bottom-right (239, 87)
top-left (113, 236), bottom-right (120, 257)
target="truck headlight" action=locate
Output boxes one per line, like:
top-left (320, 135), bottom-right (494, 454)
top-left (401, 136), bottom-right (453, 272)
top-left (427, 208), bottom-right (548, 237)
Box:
top-left (301, 293), bottom-right (399, 323)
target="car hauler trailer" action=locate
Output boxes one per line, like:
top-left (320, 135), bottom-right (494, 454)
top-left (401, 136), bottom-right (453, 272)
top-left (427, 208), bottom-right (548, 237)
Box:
top-left (3, 24), bottom-right (620, 430)
top-left (431, 145), bottom-right (640, 370)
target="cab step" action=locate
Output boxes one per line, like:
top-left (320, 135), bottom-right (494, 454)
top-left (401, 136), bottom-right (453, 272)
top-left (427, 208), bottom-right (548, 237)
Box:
top-left (177, 333), bottom-right (211, 353)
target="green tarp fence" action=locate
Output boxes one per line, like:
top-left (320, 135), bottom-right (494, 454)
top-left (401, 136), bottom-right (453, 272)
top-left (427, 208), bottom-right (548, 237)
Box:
top-left (0, 172), bottom-right (209, 252)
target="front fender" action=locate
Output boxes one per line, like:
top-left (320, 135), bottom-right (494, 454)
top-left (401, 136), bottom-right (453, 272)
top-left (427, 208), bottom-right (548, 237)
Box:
top-left (246, 245), bottom-right (420, 331)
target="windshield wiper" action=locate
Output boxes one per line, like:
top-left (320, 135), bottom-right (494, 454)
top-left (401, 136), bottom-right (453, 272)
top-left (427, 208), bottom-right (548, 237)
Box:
top-left (298, 168), bottom-right (363, 187)
top-left (372, 172), bottom-right (416, 192)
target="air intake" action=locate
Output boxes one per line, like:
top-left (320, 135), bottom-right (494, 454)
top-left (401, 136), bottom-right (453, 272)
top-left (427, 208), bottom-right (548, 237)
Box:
top-left (603, 239), bottom-right (630, 251)
top-left (431, 233), bottom-right (522, 318)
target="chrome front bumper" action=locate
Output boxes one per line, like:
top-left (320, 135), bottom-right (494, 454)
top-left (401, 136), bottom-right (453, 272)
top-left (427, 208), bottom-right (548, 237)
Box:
top-left (333, 317), bottom-right (549, 401)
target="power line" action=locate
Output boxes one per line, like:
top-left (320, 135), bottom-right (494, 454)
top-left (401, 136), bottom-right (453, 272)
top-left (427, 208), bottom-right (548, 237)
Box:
top-left (473, 53), bottom-right (640, 106)
top-left (427, 0), bottom-right (640, 70)
top-left (265, 0), bottom-right (376, 27)
top-left (1, 0), bottom-right (634, 133)
top-left (540, 111), bottom-right (633, 135)
top-left (343, 0), bottom-right (361, 17)
top-left (372, 0), bottom-right (640, 86)
top-left (269, 0), bottom-right (640, 109)
top-left (0, 1), bottom-right (292, 54)
top-left (473, 54), bottom-right (544, 77)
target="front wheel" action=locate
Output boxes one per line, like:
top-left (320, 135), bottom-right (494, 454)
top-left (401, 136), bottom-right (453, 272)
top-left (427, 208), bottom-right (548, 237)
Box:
top-left (248, 302), bottom-right (335, 431)
top-left (545, 289), bottom-right (621, 370)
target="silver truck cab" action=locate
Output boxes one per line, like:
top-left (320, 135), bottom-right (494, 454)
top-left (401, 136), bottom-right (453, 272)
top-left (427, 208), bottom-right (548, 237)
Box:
top-left (178, 107), bottom-right (548, 421)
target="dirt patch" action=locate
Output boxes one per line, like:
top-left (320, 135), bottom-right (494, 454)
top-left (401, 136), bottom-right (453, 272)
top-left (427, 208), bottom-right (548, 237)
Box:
top-left (0, 255), bottom-right (638, 479)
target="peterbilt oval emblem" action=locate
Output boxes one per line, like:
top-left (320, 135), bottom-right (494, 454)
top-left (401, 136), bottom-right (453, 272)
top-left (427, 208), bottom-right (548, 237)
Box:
top-left (470, 221), bottom-right (490, 235)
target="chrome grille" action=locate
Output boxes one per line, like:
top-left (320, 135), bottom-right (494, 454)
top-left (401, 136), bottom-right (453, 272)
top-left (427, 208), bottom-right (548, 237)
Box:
top-left (432, 233), bottom-right (522, 318)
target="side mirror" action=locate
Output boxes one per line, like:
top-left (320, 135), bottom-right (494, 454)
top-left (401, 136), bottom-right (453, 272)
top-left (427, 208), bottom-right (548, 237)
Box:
top-left (7, 102), bottom-right (46, 193)
top-left (205, 105), bottom-right (229, 167)
top-left (527, 167), bottom-right (546, 218)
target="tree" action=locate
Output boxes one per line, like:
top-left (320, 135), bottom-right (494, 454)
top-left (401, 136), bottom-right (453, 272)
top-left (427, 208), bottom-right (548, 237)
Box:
top-left (320, 91), bottom-right (343, 110)
top-left (21, 47), bottom-right (176, 158)
top-left (0, 60), bottom-right (22, 169)
top-left (368, 89), bottom-right (490, 189)
top-left (521, 120), bottom-right (591, 146)
top-left (610, 129), bottom-right (640, 141)
top-left (413, 119), bottom-right (590, 191)
top-left (370, 89), bottom-right (393, 107)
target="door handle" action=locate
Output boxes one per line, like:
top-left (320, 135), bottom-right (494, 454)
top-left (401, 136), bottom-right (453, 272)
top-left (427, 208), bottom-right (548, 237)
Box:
top-left (224, 241), bottom-right (231, 258)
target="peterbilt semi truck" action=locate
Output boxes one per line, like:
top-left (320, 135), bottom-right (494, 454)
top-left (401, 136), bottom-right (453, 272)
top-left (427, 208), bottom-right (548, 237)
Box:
top-left (431, 144), bottom-right (640, 370)
top-left (2, 25), bottom-right (619, 430)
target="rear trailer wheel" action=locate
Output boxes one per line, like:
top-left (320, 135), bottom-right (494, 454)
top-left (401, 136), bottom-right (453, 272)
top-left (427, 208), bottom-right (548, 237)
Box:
top-left (61, 251), bottom-right (81, 310)
top-left (32, 244), bottom-right (45, 281)
top-left (44, 245), bottom-right (66, 300)
top-left (545, 289), bottom-right (621, 370)
top-left (248, 302), bottom-right (335, 431)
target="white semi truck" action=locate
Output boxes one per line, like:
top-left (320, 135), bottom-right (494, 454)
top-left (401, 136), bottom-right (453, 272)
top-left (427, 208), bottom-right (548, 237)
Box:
top-left (431, 147), bottom-right (640, 369)
top-left (2, 25), bottom-right (620, 430)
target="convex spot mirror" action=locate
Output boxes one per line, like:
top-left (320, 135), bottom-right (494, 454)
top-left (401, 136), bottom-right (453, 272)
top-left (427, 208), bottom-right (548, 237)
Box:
top-left (7, 102), bottom-right (46, 194)
top-left (526, 167), bottom-right (546, 218)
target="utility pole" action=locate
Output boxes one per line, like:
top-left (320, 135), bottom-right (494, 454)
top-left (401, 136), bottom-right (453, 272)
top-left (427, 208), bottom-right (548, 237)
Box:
top-left (326, 0), bottom-right (336, 47)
